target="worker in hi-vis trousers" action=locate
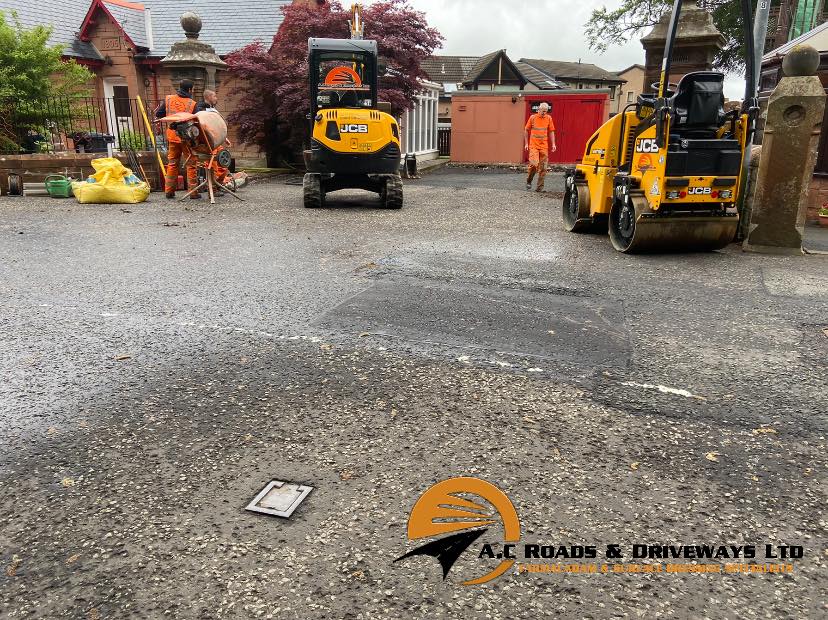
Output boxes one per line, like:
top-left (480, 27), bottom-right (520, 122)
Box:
top-left (524, 102), bottom-right (557, 193)
top-left (156, 79), bottom-right (199, 199)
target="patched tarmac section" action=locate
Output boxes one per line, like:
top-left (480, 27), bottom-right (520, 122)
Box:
top-left (319, 277), bottom-right (630, 366)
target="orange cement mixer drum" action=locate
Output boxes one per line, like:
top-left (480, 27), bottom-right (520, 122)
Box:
top-left (195, 111), bottom-right (228, 149)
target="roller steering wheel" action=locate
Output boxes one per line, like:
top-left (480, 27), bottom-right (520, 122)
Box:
top-left (651, 81), bottom-right (679, 96)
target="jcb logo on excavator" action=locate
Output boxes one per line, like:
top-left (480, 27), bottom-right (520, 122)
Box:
top-left (340, 124), bottom-right (369, 133)
top-left (688, 187), bottom-right (712, 195)
top-left (635, 138), bottom-right (659, 153)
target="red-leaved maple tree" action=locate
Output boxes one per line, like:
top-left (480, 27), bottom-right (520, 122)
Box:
top-left (225, 0), bottom-right (442, 158)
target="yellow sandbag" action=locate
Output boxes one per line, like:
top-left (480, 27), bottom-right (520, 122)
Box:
top-left (71, 157), bottom-right (150, 204)
top-left (90, 157), bottom-right (130, 183)
top-left (72, 181), bottom-right (150, 204)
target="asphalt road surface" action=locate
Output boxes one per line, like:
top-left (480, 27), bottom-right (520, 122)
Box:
top-left (1, 167), bottom-right (826, 619)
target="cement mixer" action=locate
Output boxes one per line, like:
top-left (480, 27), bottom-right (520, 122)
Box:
top-left (160, 110), bottom-right (244, 204)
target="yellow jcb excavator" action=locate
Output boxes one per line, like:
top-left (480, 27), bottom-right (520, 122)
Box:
top-left (303, 3), bottom-right (403, 209)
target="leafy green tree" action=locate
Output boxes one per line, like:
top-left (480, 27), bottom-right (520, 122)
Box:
top-left (0, 11), bottom-right (94, 151)
top-left (0, 11), bottom-right (93, 99)
top-left (585, 0), bottom-right (772, 73)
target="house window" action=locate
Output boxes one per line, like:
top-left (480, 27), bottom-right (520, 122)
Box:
top-left (609, 86), bottom-right (616, 99)
top-left (627, 91), bottom-right (634, 102)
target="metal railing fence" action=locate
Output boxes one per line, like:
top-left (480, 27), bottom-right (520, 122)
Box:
top-left (0, 96), bottom-right (171, 155)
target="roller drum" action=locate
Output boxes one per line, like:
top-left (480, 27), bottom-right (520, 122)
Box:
top-left (562, 178), bottom-right (592, 233)
top-left (610, 193), bottom-right (738, 253)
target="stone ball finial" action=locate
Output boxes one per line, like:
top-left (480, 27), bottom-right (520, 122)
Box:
top-left (782, 45), bottom-right (820, 77)
top-left (181, 12), bottom-right (203, 39)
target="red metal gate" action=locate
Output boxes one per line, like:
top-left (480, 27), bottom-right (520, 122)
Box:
top-left (523, 94), bottom-right (606, 164)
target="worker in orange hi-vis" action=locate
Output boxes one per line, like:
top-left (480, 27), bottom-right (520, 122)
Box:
top-left (155, 79), bottom-right (199, 199)
top-left (524, 102), bottom-right (557, 193)
top-left (196, 90), bottom-right (233, 186)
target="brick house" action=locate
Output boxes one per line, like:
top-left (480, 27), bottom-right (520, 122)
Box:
top-left (612, 64), bottom-right (645, 116)
top-left (5, 0), bottom-right (302, 166)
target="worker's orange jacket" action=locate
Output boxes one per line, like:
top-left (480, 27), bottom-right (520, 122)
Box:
top-left (164, 94), bottom-right (196, 143)
top-left (525, 113), bottom-right (555, 151)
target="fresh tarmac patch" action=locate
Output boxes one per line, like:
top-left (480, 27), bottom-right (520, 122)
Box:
top-left (318, 277), bottom-right (630, 367)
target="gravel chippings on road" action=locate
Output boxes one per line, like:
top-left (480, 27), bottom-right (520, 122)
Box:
top-left (1, 169), bottom-right (826, 618)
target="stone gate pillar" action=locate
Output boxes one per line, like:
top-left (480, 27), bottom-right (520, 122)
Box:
top-left (160, 12), bottom-right (227, 100)
top-left (640, 0), bottom-right (725, 93)
top-left (743, 45), bottom-right (827, 254)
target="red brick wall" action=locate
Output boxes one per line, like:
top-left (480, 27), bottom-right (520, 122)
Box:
top-left (215, 74), bottom-right (267, 167)
top-left (86, 8), bottom-right (143, 101)
top-left (807, 176), bottom-right (828, 222)
top-left (153, 69), bottom-right (267, 167)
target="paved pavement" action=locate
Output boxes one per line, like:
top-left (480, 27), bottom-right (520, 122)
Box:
top-left (804, 223), bottom-right (828, 253)
top-left (1, 167), bottom-right (826, 618)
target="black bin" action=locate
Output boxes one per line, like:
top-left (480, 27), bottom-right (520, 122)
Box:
top-left (73, 132), bottom-right (115, 153)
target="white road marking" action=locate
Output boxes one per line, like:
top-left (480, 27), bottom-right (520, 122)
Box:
top-left (620, 381), bottom-right (703, 399)
top-left (491, 360), bottom-right (513, 368)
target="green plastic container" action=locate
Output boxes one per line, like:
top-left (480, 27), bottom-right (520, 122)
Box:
top-left (44, 174), bottom-right (74, 198)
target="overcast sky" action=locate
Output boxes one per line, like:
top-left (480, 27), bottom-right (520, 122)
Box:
top-left (403, 0), bottom-right (645, 71)
top-left (365, 0), bottom-right (746, 99)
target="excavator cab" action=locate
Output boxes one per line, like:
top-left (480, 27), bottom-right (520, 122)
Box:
top-left (562, 0), bottom-right (759, 252)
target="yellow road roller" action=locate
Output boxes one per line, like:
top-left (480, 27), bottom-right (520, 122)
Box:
top-left (562, 0), bottom-right (759, 252)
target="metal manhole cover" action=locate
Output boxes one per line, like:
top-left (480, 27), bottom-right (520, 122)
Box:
top-left (246, 480), bottom-right (313, 518)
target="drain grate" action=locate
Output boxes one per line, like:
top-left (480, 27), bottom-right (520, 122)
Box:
top-left (245, 480), bottom-right (313, 518)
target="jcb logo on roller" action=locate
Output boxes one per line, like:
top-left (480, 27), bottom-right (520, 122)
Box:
top-left (688, 187), bottom-right (712, 195)
top-left (635, 138), bottom-right (659, 153)
top-left (340, 124), bottom-right (369, 133)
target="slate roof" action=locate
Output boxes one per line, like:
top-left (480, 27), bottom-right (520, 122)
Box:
top-left (514, 61), bottom-right (565, 89)
top-left (519, 58), bottom-right (626, 83)
top-left (1, 0), bottom-right (101, 59)
top-left (423, 52), bottom-right (620, 91)
top-left (103, 1), bottom-right (147, 49)
top-left (139, 0), bottom-right (292, 56)
top-left (423, 51), bottom-right (528, 88)
top-left (616, 63), bottom-right (645, 76)
top-left (1, 0), bottom-right (292, 59)
top-left (421, 55), bottom-right (481, 84)
top-left (461, 50), bottom-right (503, 84)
